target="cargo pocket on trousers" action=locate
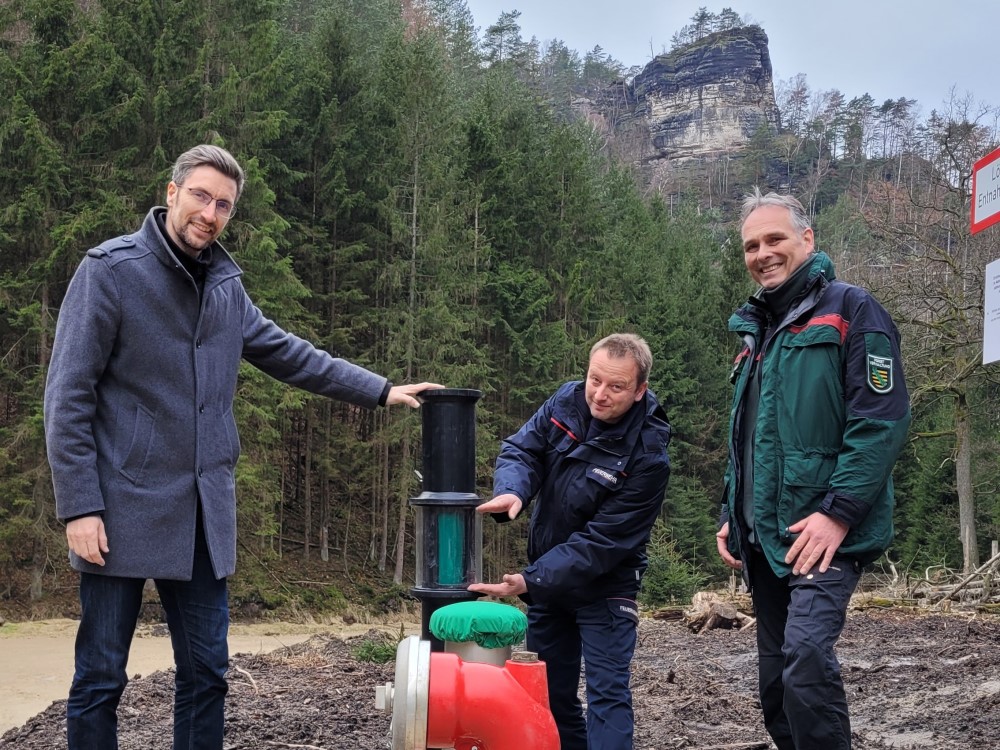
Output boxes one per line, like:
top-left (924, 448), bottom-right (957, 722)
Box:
top-left (788, 563), bottom-right (847, 618)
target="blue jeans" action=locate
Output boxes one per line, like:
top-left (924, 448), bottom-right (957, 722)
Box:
top-left (527, 597), bottom-right (639, 750)
top-left (750, 548), bottom-right (861, 750)
top-left (67, 523), bottom-right (229, 750)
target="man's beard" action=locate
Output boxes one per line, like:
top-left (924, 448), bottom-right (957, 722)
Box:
top-left (176, 219), bottom-right (216, 255)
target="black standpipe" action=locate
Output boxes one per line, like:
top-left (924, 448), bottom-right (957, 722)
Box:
top-left (409, 388), bottom-right (483, 651)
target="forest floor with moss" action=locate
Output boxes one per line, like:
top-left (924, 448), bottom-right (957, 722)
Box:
top-left (2, 602), bottom-right (999, 749)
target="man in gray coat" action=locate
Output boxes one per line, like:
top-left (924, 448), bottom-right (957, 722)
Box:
top-left (44, 144), bottom-right (440, 750)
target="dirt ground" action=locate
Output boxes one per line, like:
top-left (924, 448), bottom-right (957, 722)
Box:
top-left (0, 618), bottom-right (420, 736)
top-left (2, 607), bottom-right (999, 750)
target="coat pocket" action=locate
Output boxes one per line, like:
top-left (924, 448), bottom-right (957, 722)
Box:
top-left (119, 404), bottom-right (155, 485)
top-left (777, 452), bottom-right (836, 532)
top-left (223, 407), bottom-right (241, 467)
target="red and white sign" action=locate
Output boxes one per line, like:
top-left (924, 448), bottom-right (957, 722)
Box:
top-left (972, 145), bottom-right (1000, 234)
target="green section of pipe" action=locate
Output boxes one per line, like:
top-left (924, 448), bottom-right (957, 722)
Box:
top-left (438, 510), bottom-right (464, 585)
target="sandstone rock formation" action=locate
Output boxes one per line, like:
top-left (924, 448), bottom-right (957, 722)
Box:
top-left (630, 25), bottom-right (780, 164)
top-left (585, 25), bottom-right (781, 185)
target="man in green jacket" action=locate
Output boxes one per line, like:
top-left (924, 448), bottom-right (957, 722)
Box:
top-left (716, 189), bottom-right (910, 750)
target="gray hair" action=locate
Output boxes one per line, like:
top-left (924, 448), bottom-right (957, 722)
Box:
top-left (740, 187), bottom-right (811, 234)
top-left (171, 144), bottom-right (245, 201)
top-left (590, 333), bottom-right (653, 385)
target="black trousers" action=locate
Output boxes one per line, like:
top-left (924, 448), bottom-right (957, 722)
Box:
top-left (749, 548), bottom-right (861, 750)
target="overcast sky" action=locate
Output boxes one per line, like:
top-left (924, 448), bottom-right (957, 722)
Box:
top-left (463, 1), bottom-right (998, 117)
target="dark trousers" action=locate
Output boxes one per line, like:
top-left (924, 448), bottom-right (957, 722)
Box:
top-left (749, 548), bottom-right (860, 750)
top-left (67, 522), bottom-right (229, 750)
top-left (527, 597), bottom-right (639, 750)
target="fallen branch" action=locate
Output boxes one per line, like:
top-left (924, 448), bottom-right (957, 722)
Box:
top-left (238, 541), bottom-right (294, 596)
top-left (851, 596), bottom-right (919, 609)
top-left (230, 665), bottom-right (259, 694)
top-left (651, 606), bottom-right (686, 621)
top-left (932, 549), bottom-right (1000, 604)
top-left (673, 696), bottom-right (698, 711)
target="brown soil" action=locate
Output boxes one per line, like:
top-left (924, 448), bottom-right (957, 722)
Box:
top-left (2, 608), bottom-right (998, 750)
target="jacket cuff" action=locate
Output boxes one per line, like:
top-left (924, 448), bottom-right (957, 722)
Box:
top-left (819, 490), bottom-right (867, 528)
top-left (521, 565), bottom-right (544, 606)
top-left (718, 504), bottom-right (730, 530)
top-left (378, 381), bottom-right (392, 407)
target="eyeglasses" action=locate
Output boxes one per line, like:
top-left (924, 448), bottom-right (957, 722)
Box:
top-left (183, 186), bottom-right (236, 218)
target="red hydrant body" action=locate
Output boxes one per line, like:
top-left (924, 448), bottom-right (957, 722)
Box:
top-left (426, 652), bottom-right (559, 750)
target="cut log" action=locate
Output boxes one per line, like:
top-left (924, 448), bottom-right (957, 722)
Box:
top-left (650, 607), bottom-right (685, 621)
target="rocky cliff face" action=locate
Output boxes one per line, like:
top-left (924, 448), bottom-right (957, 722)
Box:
top-left (593, 26), bottom-right (780, 172)
top-left (635, 26), bottom-right (780, 159)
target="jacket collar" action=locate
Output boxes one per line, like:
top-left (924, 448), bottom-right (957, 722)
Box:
top-left (562, 381), bottom-right (671, 450)
top-left (140, 208), bottom-right (243, 287)
top-left (730, 251), bottom-right (837, 334)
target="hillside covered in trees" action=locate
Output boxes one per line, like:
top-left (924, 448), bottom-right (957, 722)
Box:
top-left (1, 0), bottom-right (998, 620)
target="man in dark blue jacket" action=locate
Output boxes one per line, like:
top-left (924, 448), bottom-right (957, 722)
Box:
top-left (470, 333), bottom-right (671, 750)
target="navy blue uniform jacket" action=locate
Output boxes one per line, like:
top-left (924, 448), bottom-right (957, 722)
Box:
top-left (493, 381), bottom-right (671, 606)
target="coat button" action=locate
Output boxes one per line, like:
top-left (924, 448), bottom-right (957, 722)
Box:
top-left (199, 404), bottom-right (205, 413)
top-left (198, 468), bottom-right (204, 477)
top-left (196, 339), bottom-right (202, 348)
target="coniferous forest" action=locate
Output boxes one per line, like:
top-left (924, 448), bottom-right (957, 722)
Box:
top-left (2, 1), bottom-right (999, 617)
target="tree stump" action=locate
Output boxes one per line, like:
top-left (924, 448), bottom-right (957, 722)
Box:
top-left (683, 591), bottom-right (755, 633)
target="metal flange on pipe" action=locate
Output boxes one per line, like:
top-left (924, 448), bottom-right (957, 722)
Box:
top-left (376, 636), bottom-right (430, 750)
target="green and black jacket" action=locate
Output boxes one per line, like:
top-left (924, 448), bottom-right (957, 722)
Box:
top-left (723, 252), bottom-right (911, 578)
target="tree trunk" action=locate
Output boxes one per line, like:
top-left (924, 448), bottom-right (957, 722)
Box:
top-left (393, 429), bottom-right (411, 585)
top-left (319, 403), bottom-right (330, 563)
top-left (40, 282), bottom-right (51, 369)
top-left (393, 148), bottom-right (421, 586)
top-left (278, 465), bottom-right (285, 559)
top-left (303, 403), bottom-right (313, 561)
top-left (378, 420), bottom-right (389, 573)
top-left (956, 393), bottom-right (978, 573)
top-left (28, 281), bottom-right (55, 601)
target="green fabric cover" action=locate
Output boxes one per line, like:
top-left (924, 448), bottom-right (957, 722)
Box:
top-left (429, 601), bottom-right (527, 649)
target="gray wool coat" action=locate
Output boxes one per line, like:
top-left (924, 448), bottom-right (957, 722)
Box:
top-left (44, 209), bottom-right (388, 580)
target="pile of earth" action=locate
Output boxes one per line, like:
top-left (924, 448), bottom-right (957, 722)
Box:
top-left (2, 608), bottom-right (998, 749)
